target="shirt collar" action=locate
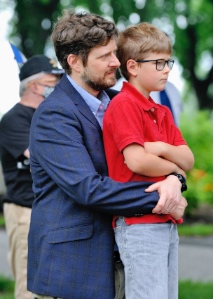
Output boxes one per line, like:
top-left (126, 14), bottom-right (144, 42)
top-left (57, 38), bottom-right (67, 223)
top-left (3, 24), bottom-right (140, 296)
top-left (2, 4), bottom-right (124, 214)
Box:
top-left (66, 74), bottom-right (110, 116)
top-left (122, 81), bottom-right (158, 111)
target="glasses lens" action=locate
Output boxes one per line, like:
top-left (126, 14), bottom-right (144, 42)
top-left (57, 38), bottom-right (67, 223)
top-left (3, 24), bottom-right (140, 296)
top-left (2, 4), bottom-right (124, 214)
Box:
top-left (156, 59), bottom-right (165, 71)
top-left (168, 60), bottom-right (174, 70)
top-left (156, 59), bottom-right (174, 70)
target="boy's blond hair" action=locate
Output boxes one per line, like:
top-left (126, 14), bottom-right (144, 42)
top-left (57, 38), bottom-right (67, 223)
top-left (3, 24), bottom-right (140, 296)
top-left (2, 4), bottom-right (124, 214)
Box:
top-left (117, 22), bottom-right (172, 80)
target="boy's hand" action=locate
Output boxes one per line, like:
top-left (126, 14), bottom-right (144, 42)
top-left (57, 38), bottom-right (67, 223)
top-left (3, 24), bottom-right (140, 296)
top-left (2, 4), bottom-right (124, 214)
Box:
top-left (145, 175), bottom-right (182, 214)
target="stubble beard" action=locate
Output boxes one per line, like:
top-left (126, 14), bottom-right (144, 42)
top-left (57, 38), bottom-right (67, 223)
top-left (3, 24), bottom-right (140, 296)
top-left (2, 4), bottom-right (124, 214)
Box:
top-left (81, 68), bottom-right (117, 91)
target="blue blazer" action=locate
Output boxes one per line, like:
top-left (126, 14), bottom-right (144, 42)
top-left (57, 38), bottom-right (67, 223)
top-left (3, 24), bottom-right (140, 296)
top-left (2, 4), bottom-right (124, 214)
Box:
top-left (27, 74), bottom-right (158, 299)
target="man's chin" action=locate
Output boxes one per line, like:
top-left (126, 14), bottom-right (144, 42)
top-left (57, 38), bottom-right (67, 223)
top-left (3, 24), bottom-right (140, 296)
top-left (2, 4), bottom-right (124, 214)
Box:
top-left (105, 77), bottom-right (117, 88)
top-left (94, 80), bottom-right (117, 91)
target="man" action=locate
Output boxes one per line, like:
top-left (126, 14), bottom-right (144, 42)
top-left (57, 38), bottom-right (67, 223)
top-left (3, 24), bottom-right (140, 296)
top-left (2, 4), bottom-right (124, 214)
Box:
top-left (0, 54), bottom-right (64, 299)
top-left (27, 10), bottom-right (187, 299)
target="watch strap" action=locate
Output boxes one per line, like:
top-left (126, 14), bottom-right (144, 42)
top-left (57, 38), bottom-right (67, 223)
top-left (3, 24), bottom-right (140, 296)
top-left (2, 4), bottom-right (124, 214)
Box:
top-left (168, 172), bottom-right (187, 192)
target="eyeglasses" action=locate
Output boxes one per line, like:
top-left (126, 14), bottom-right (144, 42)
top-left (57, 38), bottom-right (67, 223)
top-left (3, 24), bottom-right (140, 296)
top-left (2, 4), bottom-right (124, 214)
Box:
top-left (135, 59), bottom-right (174, 71)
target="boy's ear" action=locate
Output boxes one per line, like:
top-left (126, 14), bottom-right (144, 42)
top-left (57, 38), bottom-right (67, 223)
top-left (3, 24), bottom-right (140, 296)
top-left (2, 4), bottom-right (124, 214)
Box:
top-left (126, 59), bottom-right (138, 77)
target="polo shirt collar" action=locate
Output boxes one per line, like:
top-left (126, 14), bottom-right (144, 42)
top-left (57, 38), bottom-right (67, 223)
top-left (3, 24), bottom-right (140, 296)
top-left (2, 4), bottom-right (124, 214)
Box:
top-left (122, 81), bottom-right (158, 111)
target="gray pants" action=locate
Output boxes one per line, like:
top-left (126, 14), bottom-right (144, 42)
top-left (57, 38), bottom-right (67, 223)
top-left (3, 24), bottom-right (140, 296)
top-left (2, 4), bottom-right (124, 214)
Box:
top-left (115, 218), bottom-right (179, 299)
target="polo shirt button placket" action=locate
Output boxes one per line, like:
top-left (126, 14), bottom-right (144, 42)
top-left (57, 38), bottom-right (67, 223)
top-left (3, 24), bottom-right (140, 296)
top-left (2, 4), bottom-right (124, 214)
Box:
top-left (150, 108), bottom-right (157, 123)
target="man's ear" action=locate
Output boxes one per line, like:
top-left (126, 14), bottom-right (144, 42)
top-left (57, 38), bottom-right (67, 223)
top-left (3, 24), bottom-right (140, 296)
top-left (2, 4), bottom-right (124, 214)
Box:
top-left (127, 59), bottom-right (138, 77)
top-left (67, 54), bottom-right (82, 72)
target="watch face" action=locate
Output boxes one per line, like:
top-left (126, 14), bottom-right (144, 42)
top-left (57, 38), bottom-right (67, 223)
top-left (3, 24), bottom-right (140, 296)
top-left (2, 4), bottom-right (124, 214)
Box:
top-left (178, 174), bottom-right (185, 182)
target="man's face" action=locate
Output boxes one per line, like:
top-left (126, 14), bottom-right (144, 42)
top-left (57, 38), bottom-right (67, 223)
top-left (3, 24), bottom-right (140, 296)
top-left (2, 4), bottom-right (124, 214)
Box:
top-left (81, 38), bottom-right (120, 92)
top-left (28, 73), bottom-right (61, 102)
top-left (35, 74), bottom-right (60, 88)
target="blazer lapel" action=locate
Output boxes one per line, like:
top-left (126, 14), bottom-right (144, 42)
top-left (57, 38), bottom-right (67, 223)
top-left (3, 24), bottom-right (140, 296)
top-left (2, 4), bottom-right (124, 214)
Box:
top-left (59, 75), bottom-right (101, 130)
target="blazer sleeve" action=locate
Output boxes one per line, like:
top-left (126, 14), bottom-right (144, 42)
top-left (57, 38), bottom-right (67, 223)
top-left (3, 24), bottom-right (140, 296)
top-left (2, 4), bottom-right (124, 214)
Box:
top-left (30, 91), bottom-right (159, 217)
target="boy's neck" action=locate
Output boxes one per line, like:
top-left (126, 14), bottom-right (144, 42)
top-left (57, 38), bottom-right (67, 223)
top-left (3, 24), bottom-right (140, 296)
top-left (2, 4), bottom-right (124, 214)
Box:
top-left (128, 79), bottom-right (150, 99)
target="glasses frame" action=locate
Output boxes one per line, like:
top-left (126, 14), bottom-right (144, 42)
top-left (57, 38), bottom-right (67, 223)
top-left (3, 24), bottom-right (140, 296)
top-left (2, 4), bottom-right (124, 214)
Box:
top-left (135, 59), bottom-right (174, 71)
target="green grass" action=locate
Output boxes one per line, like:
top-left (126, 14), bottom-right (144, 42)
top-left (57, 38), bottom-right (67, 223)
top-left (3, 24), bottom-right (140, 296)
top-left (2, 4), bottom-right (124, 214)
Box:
top-left (0, 276), bottom-right (15, 299)
top-left (0, 214), bottom-right (5, 228)
top-left (179, 280), bottom-right (213, 299)
top-left (178, 223), bottom-right (213, 236)
top-left (0, 277), bottom-right (212, 299)
top-left (0, 293), bottom-right (14, 299)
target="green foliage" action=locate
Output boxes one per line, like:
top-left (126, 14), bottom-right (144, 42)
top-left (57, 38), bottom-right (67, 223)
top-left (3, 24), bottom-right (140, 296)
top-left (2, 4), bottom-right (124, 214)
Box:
top-left (0, 214), bottom-right (5, 228)
top-left (0, 276), bottom-right (14, 299)
top-left (12, 0), bottom-right (63, 57)
top-left (6, 0), bottom-right (212, 109)
top-left (0, 294), bottom-right (14, 299)
top-left (0, 276), bottom-right (15, 292)
top-left (178, 224), bottom-right (213, 236)
top-left (179, 280), bottom-right (213, 299)
top-left (180, 110), bottom-right (213, 214)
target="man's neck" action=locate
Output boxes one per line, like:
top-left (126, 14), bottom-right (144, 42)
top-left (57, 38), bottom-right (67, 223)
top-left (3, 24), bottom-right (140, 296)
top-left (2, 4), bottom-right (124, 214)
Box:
top-left (69, 74), bottom-right (100, 98)
top-left (20, 93), bottom-right (43, 109)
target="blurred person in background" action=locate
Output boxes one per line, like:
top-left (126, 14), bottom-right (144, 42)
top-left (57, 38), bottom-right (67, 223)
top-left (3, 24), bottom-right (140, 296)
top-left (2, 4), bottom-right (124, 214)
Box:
top-left (150, 81), bottom-right (182, 127)
top-left (0, 54), bottom-right (63, 299)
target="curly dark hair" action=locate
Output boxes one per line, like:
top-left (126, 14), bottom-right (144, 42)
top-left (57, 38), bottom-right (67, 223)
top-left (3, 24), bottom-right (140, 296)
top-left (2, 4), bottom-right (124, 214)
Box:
top-left (51, 10), bottom-right (118, 74)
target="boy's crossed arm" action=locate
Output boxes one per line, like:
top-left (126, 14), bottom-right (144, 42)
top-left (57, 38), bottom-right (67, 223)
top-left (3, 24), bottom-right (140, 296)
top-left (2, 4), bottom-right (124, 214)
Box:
top-left (143, 141), bottom-right (194, 171)
top-left (123, 143), bottom-right (188, 178)
top-left (123, 141), bottom-right (194, 220)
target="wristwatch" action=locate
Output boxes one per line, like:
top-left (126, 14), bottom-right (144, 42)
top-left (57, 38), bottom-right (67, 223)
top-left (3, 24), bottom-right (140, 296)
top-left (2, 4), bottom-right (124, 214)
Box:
top-left (168, 172), bottom-right (187, 192)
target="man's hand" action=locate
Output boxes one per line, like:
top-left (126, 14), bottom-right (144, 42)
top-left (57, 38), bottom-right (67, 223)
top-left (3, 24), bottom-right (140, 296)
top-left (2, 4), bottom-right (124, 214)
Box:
top-left (145, 175), bottom-right (182, 214)
top-left (170, 197), bottom-right (188, 220)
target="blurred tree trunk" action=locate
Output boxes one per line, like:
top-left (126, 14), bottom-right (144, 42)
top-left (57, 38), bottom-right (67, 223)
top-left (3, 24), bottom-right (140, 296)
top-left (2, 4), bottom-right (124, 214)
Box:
top-left (14, 0), bottom-right (61, 58)
top-left (183, 25), bottom-right (213, 109)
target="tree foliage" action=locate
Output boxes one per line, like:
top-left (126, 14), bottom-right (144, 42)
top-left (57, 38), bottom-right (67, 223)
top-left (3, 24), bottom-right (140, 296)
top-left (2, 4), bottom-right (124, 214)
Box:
top-left (9, 0), bottom-right (213, 109)
top-left (12, 0), bottom-right (62, 56)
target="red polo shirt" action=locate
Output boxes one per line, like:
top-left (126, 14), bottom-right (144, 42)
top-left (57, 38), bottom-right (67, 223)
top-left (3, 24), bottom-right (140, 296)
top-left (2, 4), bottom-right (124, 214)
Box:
top-left (103, 82), bottom-right (187, 225)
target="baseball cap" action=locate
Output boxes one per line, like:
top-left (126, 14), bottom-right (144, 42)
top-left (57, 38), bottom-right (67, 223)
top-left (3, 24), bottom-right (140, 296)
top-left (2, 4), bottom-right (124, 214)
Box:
top-left (19, 54), bottom-right (64, 81)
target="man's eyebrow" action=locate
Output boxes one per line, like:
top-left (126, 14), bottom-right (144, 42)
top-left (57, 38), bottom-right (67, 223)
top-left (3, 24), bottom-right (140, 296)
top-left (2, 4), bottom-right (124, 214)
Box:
top-left (99, 48), bottom-right (118, 57)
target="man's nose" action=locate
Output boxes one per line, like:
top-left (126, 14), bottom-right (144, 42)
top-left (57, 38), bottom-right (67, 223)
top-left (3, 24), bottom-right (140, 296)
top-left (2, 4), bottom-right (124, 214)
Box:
top-left (110, 54), bottom-right (121, 67)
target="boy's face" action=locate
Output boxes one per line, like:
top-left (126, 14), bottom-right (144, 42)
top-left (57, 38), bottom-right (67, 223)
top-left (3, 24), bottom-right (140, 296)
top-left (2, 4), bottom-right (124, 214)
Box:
top-left (130, 53), bottom-right (172, 98)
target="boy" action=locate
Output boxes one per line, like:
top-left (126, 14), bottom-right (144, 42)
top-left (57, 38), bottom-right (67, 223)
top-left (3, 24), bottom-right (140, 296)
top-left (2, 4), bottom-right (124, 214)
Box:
top-left (103, 22), bottom-right (194, 299)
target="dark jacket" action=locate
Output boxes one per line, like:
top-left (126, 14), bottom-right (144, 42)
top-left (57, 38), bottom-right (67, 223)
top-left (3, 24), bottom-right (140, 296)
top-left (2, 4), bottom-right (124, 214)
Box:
top-left (27, 74), bottom-right (158, 299)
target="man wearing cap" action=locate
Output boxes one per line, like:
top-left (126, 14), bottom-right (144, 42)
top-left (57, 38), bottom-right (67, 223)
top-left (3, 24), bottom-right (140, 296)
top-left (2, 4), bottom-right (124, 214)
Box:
top-left (0, 54), bottom-right (63, 299)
